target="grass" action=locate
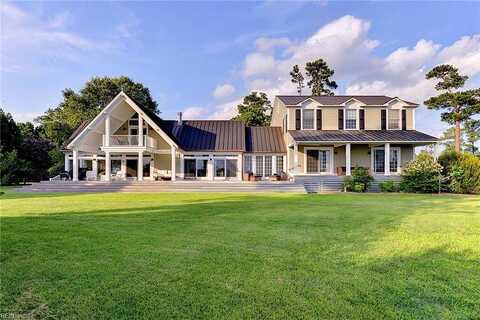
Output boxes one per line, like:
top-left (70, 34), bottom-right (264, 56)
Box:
top-left (1, 187), bottom-right (479, 319)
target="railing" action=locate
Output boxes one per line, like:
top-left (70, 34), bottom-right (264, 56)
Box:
top-left (103, 135), bottom-right (157, 149)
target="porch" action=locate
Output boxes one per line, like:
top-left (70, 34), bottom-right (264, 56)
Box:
top-left (289, 143), bottom-right (414, 177)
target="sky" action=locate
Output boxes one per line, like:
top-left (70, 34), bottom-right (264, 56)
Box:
top-left (1, 1), bottom-right (480, 137)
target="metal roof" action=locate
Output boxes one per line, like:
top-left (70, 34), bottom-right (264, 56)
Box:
top-left (246, 127), bottom-right (286, 153)
top-left (289, 130), bottom-right (438, 143)
top-left (276, 95), bottom-right (418, 106)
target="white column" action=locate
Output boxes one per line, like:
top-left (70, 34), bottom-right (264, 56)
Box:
top-left (293, 143), bottom-right (299, 174)
top-left (272, 155), bottom-right (277, 175)
top-left (171, 146), bottom-right (176, 181)
top-left (92, 156), bottom-right (98, 180)
top-left (105, 151), bottom-right (111, 181)
top-left (138, 151), bottom-right (143, 181)
top-left (384, 143), bottom-right (390, 176)
top-left (238, 154), bottom-right (243, 180)
top-left (346, 143), bottom-right (351, 176)
top-left (138, 114), bottom-right (143, 146)
top-left (121, 154), bottom-right (127, 180)
top-left (105, 114), bottom-right (111, 147)
top-left (65, 153), bottom-right (70, 172)
top-left (180, 153), bottom-right (184, 179)
top-left (72, 149), bottom-right (79, 181)
top-left (208, 154), bottom-right (214, 181)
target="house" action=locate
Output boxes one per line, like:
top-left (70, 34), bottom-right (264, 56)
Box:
top-left (62, 91), bottom-right (437, 182)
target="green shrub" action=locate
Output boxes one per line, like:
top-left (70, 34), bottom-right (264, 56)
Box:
top-left (400, 152), bottom-right (442, 193)
top-left (342, 167), bottom-right (373, 192)
top-left (438, 147), bottom-right (460, 175)
top-left (379, 180), bottom-right (399, 192)
top-left (450, 153), bottom-right (480, 194)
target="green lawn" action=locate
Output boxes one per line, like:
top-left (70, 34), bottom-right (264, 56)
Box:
top-left (1, 188), bottom-right (479, 319)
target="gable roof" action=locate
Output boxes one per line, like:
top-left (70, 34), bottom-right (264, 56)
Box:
top-left (289, 130), bottom-right (438, 143)
top-left (277, 95), bottom-right (418, 106)
top-left (246, 127), bottom-right (286, 153)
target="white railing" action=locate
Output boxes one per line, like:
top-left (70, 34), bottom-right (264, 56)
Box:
top-left (103, 135), bottom-right (157, 149)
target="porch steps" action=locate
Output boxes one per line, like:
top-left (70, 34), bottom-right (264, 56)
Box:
top-left (294, 176), bottom-right (344, 193)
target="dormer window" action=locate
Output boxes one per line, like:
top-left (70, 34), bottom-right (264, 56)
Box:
top-left (345, 109), bottom-right (357, 129)
top-left (388, 110), bottom-right (400, 130)
top-left (302, 109), bottom-right (314, 129)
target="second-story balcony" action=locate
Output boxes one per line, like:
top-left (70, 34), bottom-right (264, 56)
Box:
top-left (102, 135), bottom-right (157, 149)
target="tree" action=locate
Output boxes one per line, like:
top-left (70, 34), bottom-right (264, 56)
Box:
top-left (464, 119), bottom-right (480, 154)
top-left (424, 64), bottom-right (480, 152)
top-left (439, 127), bottom-right (465, 150)
top-left (232, 92), bottom-right (271, 126)
top-left (0, 109), bottom-right (21, 153)
top-left (290, 65), bottom-right (305, 95)
top-left (305, 59), bottom-right (337, 96)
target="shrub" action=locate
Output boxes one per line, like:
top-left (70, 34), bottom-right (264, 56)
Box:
top-left (379, 180), bottom-right (399, 192)
top-left (438, 147), bottom-right (460, 175)
top-left (400, 152), bottom-right (442, 193)
top-left (450, 153), bottom-right (480, 194)
top-left (342, 167), bottom-right (373, 192)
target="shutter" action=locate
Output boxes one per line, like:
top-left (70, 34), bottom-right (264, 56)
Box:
top-left (402, 109), bottom-right (407, 130)
top-left (295, 109), bottom-right (301, 130)
top-left (316, 109), bottom-right (322, 130)
top-left (338, 109), bottom-right (344, 130)
top-left (381, 110), bottom-right (387, 130)
top-left (359, 109), bottom-right (365, 130)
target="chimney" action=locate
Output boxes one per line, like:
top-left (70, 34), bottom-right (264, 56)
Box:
top-left (177, 112), bottom-right (183, 125)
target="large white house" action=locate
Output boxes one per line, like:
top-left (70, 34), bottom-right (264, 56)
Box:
top-left (62, 91), bottom-right (437, 182)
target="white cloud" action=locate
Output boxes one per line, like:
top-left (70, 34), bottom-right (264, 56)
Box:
top-left (9, 111), bottom-right (42, 123)
top-left (213, 84), bottom-right (235, 99)
top-left (243, 53), bottom-right (276, 77)
top-left (255, 37), bottom-right (290, 51)
top-left (208, 98), bottom-right (242, 120)
top-left (182, 107), bottom-right (209, 120)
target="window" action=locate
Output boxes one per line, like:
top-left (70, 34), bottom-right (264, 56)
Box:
top-left (345, 109), bottom-right (357, 129)
top-left (306, 149), bottom-right (331, 173)
top-left (184, 159), bottom-right (196, 178)
top-left (226, 159), bottom-right (237, 178)
top-left (390, 149), bottom-right (399, 173)
top-left (111, 160), bottom-right (121, 174)
top-left (388, 110), bottom-right (400, 129)
top-left (276, 156), bottom-right (284, 173)
top-left (143, 158), bottom-right (150, 177)
top-left (264, 156), bottom-right (272, 176)
top-left (255, 156), bottom-right (264, 176)
top-left (244, 155), bottom-right (252, 173)
top-left (302, 109), bottom-right (314, 129)
top-left (215, 159), bottom-right (225, 177)
top-left (197, 159), bottom-right (207, 177)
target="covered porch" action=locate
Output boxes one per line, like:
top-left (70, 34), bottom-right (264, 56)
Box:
top-left (289, 142), bottom-right (415, 177)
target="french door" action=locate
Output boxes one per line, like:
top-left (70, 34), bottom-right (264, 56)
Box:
top-left (306, 149), bottom-right (332, 174)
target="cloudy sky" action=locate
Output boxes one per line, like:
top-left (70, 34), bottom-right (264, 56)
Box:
top-left (1, 1), bottom-right (479, 136)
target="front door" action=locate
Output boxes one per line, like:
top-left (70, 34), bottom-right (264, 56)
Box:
top-left (306, 149), bottom-right (331, 174)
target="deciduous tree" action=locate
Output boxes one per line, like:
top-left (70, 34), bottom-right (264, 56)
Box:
top-left (232, 92), bottom-right (271, 126)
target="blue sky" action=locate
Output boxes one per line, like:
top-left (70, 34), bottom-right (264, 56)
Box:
top-left (2, 1), bottom-right (479, 136)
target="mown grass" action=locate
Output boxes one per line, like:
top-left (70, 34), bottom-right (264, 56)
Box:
top-left (1, 187), bottom-right (479, 319)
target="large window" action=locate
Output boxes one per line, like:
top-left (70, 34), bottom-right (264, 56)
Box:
top-left (345, 109), bottom-right (357, 129)
top-left (302, 109), bottom-right (314, 129)
top-left (226, 159), bottom-right (237, 178)
top-left (244, 155), bottom-right (252, 173)
top-left (197, 159), bottom-right (208, 177)
top-left (264, 156), bottom-right (272, 176)
top-left (390, 149), bottom-right (399, 174)
top-left (255, 156), bottom-right (264, 176)
top-left (276, 156), bottom-right (284, 173)
top-left (388, 110), bottom-right (400, 129)
top-left (215, 159), bottom-right (225, 177)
